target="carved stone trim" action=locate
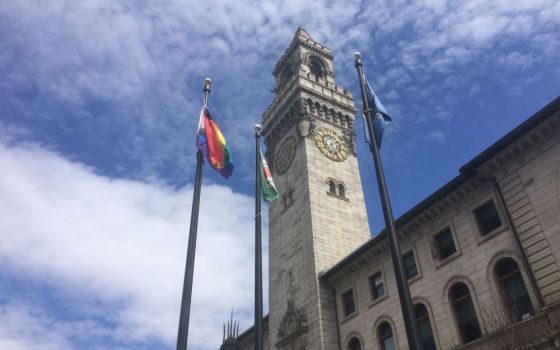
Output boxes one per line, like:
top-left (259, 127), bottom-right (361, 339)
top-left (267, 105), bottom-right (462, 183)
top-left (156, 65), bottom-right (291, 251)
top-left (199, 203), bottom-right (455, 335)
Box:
top-left (298, 116), bottom-right (316, 139)
top-left (274, 136), bottom-right (297, 175)
top-left (342, 129), bottom-right (357, 155)
top-left (276, 300), bottom-right (309, 348)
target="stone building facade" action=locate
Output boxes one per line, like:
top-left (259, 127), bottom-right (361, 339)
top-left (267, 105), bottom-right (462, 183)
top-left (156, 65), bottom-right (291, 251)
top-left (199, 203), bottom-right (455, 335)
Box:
top-left (221, 28), bottom-right (560, 350)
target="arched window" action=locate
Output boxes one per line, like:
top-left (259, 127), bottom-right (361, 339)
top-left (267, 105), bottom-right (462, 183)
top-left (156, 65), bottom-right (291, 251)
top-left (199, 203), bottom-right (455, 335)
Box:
top-left (338, 183), bottom-right (346, 198)
top-left (414, 304), bottom-right (436, 350)
top-left (495, 258), bottom-right (533, 320)
top-left (288, 189), bottom-right (294, 204)
top-left (347, 337), bottom-right (362, 350)
top-left (309, 56), bottom-right (324, 81)
top-left (339, 112), bottom-right (346, 127)
top-left (330, 108), bottom-right (337, 123)
top-left (450, 282), bottom-right (481, 343)
top-left (307, 98), bottom-right (314, 113)
top-left (316, 102), bottom-right (322, 116)
top-left (378, 322), bottom-right (396, 350)
top-left (328, 180), bottom-right (336, 194)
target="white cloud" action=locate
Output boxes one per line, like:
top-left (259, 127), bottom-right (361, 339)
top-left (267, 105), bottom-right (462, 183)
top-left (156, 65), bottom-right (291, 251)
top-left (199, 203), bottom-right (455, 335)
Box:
top-left (425, 130), bottom-right (447, 143)
top-left (0, 139), bottom-right (264, 350)
top-left (2, 0), bottom-right (559, 180)
top-left (0, 1), bottom-right (559, 348)
top-left (498, 51), bottom-right (536, 70)
top-left (0, 304), bottom-right (73, 350)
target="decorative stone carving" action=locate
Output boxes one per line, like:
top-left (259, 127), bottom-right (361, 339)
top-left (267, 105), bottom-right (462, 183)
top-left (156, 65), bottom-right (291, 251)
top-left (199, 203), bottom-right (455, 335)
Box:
top-left (342, 129), bottom-right (356, 155)
top-left (297, 116), bottom-right (315, 138)
top-left (264, 98), bottom-right (303, 151)
top-left (275, 136), bottom-right (297, 175)
top-left (276, 300), bottom-right (308, 349)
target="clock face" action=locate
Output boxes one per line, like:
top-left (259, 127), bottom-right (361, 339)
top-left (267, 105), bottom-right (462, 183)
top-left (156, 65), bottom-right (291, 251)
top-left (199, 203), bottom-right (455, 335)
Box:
top-left (313, 128), bottom-right (348, 162)
top-left (275, 136), bottom-right (297, 175)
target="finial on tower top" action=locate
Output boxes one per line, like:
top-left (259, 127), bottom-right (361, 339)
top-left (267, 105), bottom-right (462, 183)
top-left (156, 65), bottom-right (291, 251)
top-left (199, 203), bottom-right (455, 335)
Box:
top-left (353, 52), bottom-right (361, 61)
top-left (204, 77), bottom-right (212, 87)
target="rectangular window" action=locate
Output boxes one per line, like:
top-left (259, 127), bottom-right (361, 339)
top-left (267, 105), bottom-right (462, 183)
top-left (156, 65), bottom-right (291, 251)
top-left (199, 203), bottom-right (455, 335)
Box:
top-left (369, 272), bottom-right (385, 300)
top-left (402, 251), bottom-right (418, 279)
top-left (341, 289), bottom-right (356, 316)
top-left (433, 227), bottom-right (457, 260)
top-left (474, 200), bottom-right (502, 236)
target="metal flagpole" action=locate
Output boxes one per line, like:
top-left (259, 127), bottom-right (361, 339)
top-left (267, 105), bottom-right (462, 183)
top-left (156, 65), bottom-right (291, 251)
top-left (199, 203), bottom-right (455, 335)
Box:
top-left (353, 53), bottom-right (422, 350)
top-left (175, 77), bottom-right (211, 350)
top-left (254, 124), bottom-right (264, 350)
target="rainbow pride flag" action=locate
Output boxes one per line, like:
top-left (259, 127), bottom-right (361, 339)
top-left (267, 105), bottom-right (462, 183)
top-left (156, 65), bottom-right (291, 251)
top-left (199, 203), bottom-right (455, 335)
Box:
top-left (196, 107), bottom-right (233, 178)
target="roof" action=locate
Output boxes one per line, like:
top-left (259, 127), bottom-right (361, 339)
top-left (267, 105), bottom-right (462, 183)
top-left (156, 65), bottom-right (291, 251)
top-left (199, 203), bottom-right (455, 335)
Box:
top-left (321, 96), bottom-right (560, 281)
top-left (236, 315), bottom-right (269, 342)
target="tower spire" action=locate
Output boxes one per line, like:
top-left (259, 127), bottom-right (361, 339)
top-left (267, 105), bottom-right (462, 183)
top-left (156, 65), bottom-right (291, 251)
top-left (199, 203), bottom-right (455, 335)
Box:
top-left (220, 310), bottom-right (240, 350)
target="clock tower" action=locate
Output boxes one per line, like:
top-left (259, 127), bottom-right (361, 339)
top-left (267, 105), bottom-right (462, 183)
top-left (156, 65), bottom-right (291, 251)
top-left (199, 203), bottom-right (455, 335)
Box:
top-left (262, 28), bottom-right (371, 349)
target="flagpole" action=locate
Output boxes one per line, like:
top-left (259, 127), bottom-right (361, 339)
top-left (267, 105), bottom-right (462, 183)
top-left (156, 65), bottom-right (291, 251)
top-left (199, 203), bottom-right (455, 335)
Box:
top-left (254, 124), bottom-right (264, 350)
top-left (175, 77), bottom-right (211, 350)
top-left (353, 53), bottom-right (422, 350)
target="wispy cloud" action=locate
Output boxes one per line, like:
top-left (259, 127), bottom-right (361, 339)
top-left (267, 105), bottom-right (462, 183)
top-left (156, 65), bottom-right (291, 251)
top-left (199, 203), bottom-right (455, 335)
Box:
top-left (425, 130), bottom-right (447, 144)
top-left (0, 139), bottom-right (264, 349)
top-left (0, 304), bottom-right (72, 350)
top-left (1, 1), bottom-right (559, 349)
top-left (2, 0), bottom-right (558, 182)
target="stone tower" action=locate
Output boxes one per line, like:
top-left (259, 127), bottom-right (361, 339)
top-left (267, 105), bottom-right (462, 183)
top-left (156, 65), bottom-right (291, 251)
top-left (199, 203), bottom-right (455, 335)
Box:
top-left (262, 28), bottom-right (371, 349)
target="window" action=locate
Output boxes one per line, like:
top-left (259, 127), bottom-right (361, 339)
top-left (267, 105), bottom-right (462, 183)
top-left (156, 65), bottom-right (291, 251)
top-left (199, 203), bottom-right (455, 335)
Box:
top-left (342, 289), bottom-right (356, 317)
top-left (328, 180), bottom-right (336, 194)
top-left (378, 322), bottom-right (396, 350)
top-left (338, 183), bottom-right (346, 198)
top-left (339, 112), bottom-right (346, 127)
top-left (369, 271), bottom-right (385, 300)
top-left (402, 251), bottom-right (418, 279)
top-left (495, 258), bottom-right (533, 320)
top-left (414, 304), bottom-right (436, 350)
top-left (348, 337), bottom-right (362, 350)
top-left (450, 282), bottom-right (481, 343)
top-left (281, 189), bottom-right (295, 211)
top-left (309, 56), bottom-right (324, 80)
top-left (433, 227), bottom-right (457, 260)
top-left (474, 200), bottom-right (502, 236)
top-left (327, 179), bottom-right (348, 200)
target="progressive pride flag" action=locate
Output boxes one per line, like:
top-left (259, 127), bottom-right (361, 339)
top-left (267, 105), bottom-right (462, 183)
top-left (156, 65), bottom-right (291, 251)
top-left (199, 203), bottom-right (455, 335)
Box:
top-left (196, 107), bottom-right (233, 178)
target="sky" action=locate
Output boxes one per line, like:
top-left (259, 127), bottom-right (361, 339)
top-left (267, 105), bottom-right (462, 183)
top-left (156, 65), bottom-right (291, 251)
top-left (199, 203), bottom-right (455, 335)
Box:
top-left (0, 0), bottom-right (559, 349)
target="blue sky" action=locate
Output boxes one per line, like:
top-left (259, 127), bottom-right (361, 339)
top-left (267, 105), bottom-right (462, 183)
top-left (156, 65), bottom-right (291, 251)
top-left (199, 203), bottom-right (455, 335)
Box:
top-left (1, 0), bottom-right (559, 349)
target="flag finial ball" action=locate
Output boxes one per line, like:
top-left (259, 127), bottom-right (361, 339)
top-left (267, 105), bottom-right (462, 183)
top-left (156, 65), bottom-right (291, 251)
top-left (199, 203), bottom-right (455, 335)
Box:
top-left (353, 52), bottom-right (361, 61)
top-left (204, 77), bottom-right (212, 86)
top-left (255, 124), bottom-right (262, 132)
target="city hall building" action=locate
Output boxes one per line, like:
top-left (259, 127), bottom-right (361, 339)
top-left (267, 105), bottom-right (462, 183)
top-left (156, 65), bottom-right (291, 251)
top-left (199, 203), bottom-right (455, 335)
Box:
top-left (221, 28), bottom-right (560, 350)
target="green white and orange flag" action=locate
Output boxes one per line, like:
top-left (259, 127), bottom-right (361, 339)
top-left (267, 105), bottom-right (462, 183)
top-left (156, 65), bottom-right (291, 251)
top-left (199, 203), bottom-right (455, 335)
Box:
top-left (259, 150), bottom-right (278, 202)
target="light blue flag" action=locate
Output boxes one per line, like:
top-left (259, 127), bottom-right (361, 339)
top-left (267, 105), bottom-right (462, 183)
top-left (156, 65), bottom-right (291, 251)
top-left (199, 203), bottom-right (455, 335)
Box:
top-left (363, 80), bottom-right (392, 149)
